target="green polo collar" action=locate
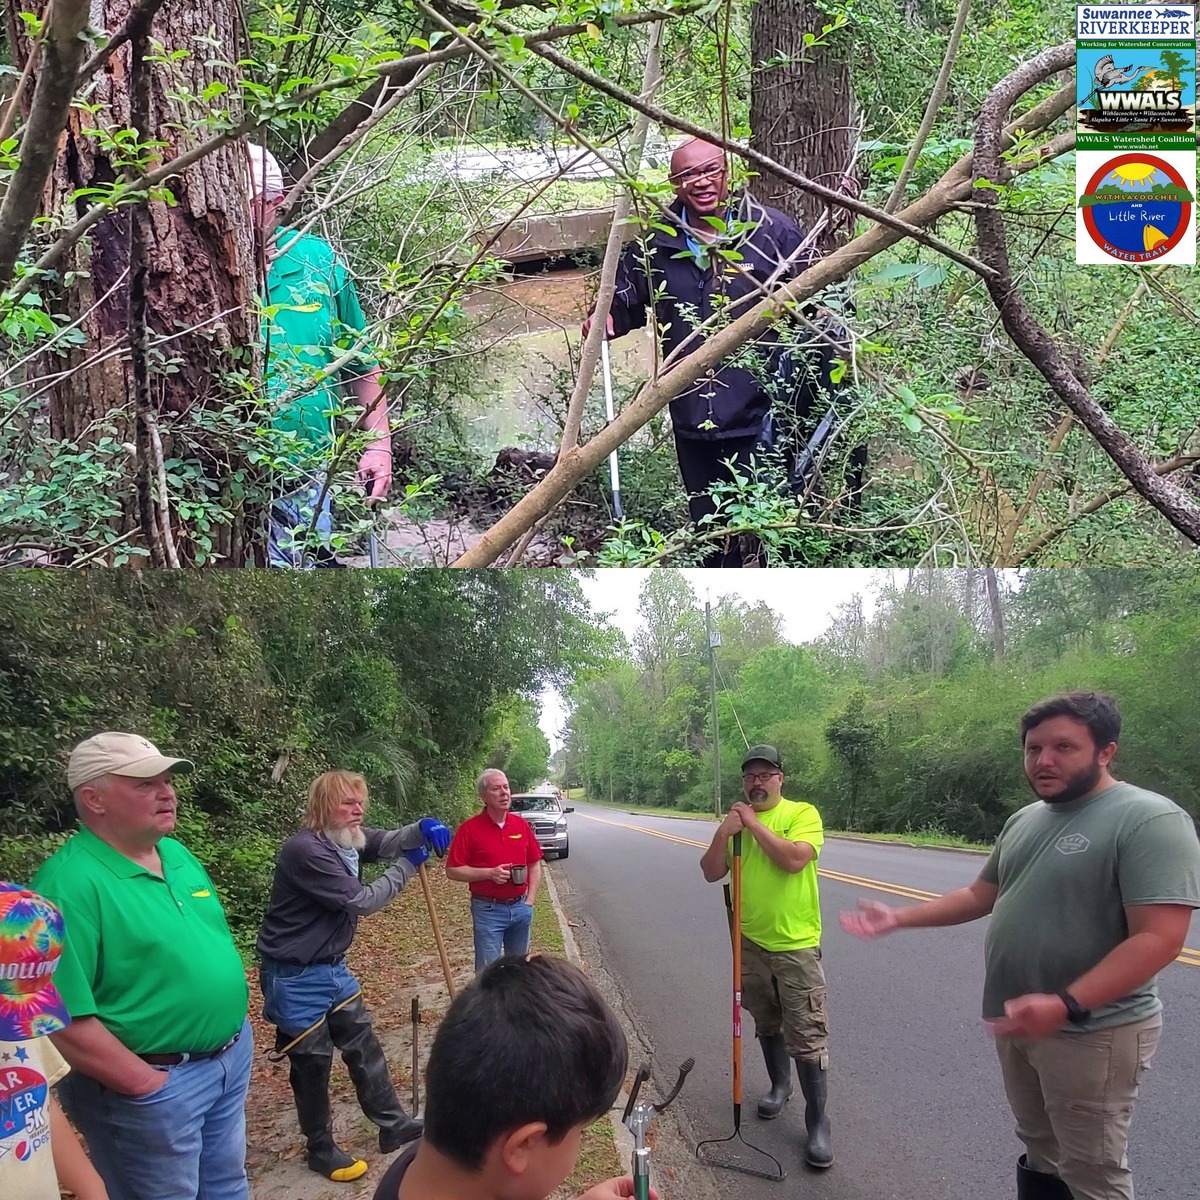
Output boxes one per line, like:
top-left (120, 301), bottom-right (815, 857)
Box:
top-left (76, 825), bottom-right (171, 880)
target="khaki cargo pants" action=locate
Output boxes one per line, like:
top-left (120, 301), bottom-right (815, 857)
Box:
top-left (740, 937), bottom-right (829, 1066)
top-left (994, 1014), bottom-right (1162, 1200)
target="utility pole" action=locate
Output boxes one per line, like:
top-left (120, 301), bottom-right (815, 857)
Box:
top-left (706, 599), bottom-right (722, 818)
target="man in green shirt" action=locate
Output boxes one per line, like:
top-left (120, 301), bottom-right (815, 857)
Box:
top-left (248, 144), bottom-right (392, 567)
top-left (842, 692), bottom-right (1200, 1200)
top-left (700, 744), bottom-right (833, 1168)
top-left (32, 732), bottom-right (253, 1200)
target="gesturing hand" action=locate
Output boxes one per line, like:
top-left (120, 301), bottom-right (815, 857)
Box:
top-left (839, 899), bottom-right (901, 939)
top-left (419, 817), bottom-right (452, 856)
top-left (401, 844), bottom-right (429, 868)
top-left (358, 442), bottom-right (392, 503)
top-left (986, 994), bottom-right (1069, 1040)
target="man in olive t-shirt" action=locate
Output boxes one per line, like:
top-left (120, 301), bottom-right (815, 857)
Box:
top-left (841, 692), bottom-right (1200, 1200)
top-left (32, 733), bottom-right (253, 1200)
top-left (700, 744), bottom-right (833, 1169)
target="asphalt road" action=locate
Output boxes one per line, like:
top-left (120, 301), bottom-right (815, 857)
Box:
top-left (553, 801), bottom-right (1200, 1200)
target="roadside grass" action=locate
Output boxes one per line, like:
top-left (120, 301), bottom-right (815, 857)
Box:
top-left (530, 865), bottom-right (624, 1196)
top-left (567, 791), bottom-right (991, 850)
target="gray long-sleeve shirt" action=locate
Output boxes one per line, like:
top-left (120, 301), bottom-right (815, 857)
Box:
top-left (256, 824), bottom-right (423, 964)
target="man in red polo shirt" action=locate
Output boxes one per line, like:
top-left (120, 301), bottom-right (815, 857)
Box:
top-left (446, 770), bottom-right (544, 971)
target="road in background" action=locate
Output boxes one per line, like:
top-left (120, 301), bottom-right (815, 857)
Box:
top-left (554, 801), bottom-right (1200, 1200)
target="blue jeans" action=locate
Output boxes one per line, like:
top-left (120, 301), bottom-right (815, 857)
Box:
top-left (59, 1018), bottom-right (253, 1200)
top-left (268, 477), bottom-right (335, 567)
top-left (259, 957), bottom-right (360, 1036)
top-left (471, 897), bottom-right (534, 971)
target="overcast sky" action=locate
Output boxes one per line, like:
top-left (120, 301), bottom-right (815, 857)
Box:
top-left (538, 569), bottom-right (914, 749)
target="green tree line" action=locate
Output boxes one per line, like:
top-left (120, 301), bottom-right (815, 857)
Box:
top-left (562, 570), bottom-right (1200, 840)
top-left (0, 571), bottom-right (608, 947)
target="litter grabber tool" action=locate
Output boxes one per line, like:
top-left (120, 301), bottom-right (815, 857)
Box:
top-left (623, 1057), bottom-right (694, 1200)
top-left (696, 831), bottom-right (786, 1181)
top-left (789, 403), bottom-right (843, 496)
top-left (599, 338), bottom-right (623, 521)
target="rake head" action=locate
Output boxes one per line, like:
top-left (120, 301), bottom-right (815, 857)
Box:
top-left (696, 1127), bottom-right (786, 1181)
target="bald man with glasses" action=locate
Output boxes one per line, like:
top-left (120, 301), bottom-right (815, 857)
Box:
top-left (583, 139), bottom-right (852, 566)
top-left (700, 744), bottom-right (834, 1168)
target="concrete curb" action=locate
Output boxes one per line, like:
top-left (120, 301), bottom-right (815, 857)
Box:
top-left (542, 865), bottom-right (637, 1180)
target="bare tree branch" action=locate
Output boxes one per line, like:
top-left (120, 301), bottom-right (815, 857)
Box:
top-left (1011, 452), bottom-right (1200, 564)
top-left (561, 22), bottom-right (664, 453)
top-left (76, 0), bottom-right (168, 85)
top-left (0, 0), bottom-right (91, 289)
top-left (972, 42), bottom-right (1200, 544)
top-left (884, 0), bottom-right (973, 212)
top-left (293, 8), bottom-right (689, 174)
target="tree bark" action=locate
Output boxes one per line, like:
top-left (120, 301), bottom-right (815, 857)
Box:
top-left (15, 0), bottom-right (260, 563)
top-left (983, 568), bottom-right (1005, 659)
top-left (749, 0), bottom-right (856, 254)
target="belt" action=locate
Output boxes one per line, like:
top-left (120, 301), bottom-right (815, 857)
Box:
top-left (139, 1031), bottom-right (241, 1066)
top-left (472, 893), bottom-right (527, 905)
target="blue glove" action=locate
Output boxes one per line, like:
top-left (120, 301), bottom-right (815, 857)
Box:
top-left (402, 844), bottom-right (429, 868)
top-left (419, 817), bottom-right (452, 857)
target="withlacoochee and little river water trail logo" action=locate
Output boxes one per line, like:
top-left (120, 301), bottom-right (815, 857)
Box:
top-left (1078, 152), bottom-right (1194, 261)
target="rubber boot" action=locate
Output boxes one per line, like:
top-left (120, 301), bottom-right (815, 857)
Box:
top-left (1017, 1155), bottom-right (1075, 1199)
top-left (795, 1058), bottom-right (833, 1169)
top-left (327, 995), bottom-right (423, 1153)
top-left (286, 1040), bottom-right (368, 1182)
top-left (756, 1033), bottom-right (794, 1119)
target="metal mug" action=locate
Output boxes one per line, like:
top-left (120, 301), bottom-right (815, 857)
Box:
top-left (509, 864), bottom-right (528, 886)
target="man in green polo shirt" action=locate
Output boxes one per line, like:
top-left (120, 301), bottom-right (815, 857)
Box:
top-left (32, 732), bottom-right (253, 1200)
top-left (700, 744), bottom-right (833, 1168)
top-left (248, 143), bottom-right (392, 567)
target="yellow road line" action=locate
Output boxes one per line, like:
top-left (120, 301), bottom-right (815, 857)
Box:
top-left (578, 811), bottom-right (1200, 969)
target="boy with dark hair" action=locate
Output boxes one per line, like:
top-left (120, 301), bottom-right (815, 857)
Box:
top-left (373, 955), bottom-right (657, 1200)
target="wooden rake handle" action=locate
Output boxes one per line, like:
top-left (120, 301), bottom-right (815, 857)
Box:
top-left (418, 862), bottom-right (456, 999)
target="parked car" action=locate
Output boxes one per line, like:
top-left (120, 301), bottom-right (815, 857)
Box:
top-left (511, 792), bottom-right (573, 859)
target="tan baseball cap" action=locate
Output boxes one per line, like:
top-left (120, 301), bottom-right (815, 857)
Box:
top-left (67, 733), bottom-right (194, 791)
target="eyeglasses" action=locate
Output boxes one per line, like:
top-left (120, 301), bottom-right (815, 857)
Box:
top-left (671, 162), bottom-right (727, 185)
top-left (742, 771), bottom-right (780, 783)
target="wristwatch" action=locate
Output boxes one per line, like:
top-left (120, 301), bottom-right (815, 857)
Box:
top-left (1056, 989), bottom-right (1091, 1025)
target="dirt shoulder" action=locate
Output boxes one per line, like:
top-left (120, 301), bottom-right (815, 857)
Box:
top-left (246, 861), bottom-right (622, 1200)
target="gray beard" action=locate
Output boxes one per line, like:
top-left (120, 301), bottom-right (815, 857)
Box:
top-left (328, 826), bottom-right (367, 851)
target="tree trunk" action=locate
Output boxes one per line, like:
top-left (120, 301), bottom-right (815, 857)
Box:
top-left (984, 567), bottom-right (1006, 660)
top-left (15, 0), bottom-right (261, 564)
top-left (749, 0), bottom-right (857, 256)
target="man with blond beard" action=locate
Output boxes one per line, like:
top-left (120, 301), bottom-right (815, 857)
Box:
top-left (256, 771), bottom-right (451, 1182)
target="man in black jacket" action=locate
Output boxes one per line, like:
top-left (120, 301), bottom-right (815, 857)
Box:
top-left (584, 138), bottom-right (853, 566)
top-left (257, 770), bottom-right (451, 1182)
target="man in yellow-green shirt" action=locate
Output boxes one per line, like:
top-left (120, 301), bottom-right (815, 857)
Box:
top-left (700, 744), bottom-right (832, 1169)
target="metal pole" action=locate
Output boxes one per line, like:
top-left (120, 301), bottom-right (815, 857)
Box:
top-left (600, 339), bottom-right (623, 520)
top-left (706, 599), bottom-right (721, 819)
